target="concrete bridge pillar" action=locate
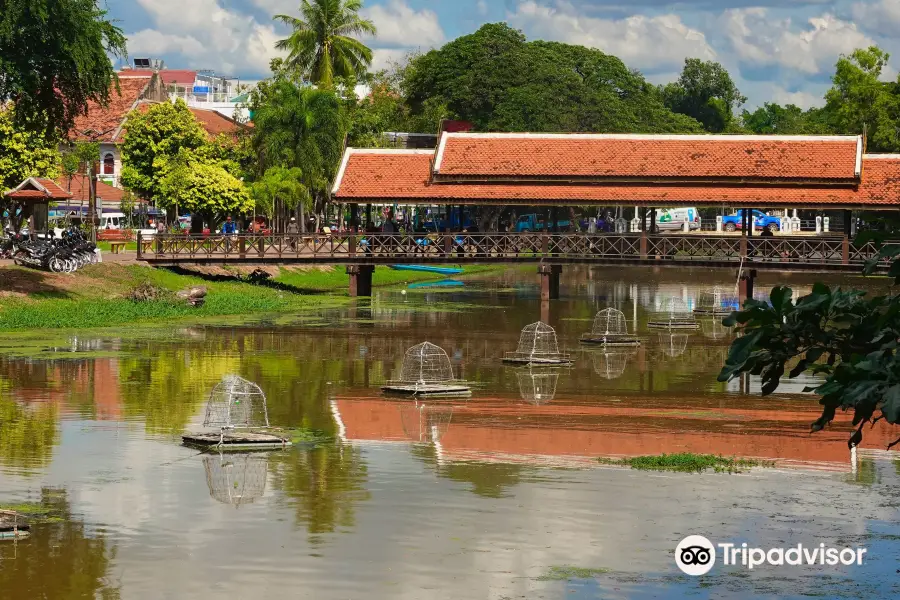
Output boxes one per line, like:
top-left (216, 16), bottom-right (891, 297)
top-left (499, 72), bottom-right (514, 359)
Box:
top-left (347, 265), bottom-right (375, 297)
top-left (738, 268), bottom-right (757, 306)
top-left (539, 264), bottom-right (562, 301)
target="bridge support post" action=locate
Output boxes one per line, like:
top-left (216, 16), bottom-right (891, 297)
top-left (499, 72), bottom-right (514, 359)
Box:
top-left (539, 264), bottom-right (562, 301)
top-left (738, 268), bottom-right (757, 306)
top-left (347, 265), bottom-right (375, 297)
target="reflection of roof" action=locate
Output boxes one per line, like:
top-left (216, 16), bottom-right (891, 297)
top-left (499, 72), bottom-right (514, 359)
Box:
top-left (55, 174), bottom-right (124, 203)
top-left (333, 139), bottom-right (900, 208)
top-left (5, 178), bottom-right (72, 200)
top-left (433, 133), bottom-right (862, 181)
top-left (334, 395), bottom-right (899, 467)
top-left (71, 78), bottom-right (151, 142)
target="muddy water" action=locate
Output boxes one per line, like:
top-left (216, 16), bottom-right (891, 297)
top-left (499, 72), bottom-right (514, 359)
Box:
top-left (1, 266), bottom-right (898, 599)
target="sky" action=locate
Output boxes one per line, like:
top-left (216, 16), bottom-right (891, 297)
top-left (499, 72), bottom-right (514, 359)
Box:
top-left (105, 0), bottom-right (898, 110)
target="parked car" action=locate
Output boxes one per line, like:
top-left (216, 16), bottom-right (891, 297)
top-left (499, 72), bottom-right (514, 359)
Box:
top-left (722, 209), bottom-right (781, 233)
top-left (644, 207), bottom-right (700, 231)
top-left (514, 213), bottom-right (572, 232)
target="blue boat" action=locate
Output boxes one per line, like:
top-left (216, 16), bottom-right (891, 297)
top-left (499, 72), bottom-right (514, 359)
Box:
top-left (389, 265), bottom-right (464, 276)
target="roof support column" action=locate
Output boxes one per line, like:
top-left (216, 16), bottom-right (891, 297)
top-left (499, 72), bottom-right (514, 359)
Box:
top-left (639, 207), bottom-right (648, 259)
top-left (739, 210), bottom-right (748, 258)
top-left (842, 209), bottom-right (851, 265)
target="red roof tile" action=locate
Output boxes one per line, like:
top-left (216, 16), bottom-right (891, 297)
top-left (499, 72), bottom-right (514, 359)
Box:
top-left (433, 133), bottom-right (862, 182)
top-left (118, 69), bottom-right (197, 85)
top-left (55, 174), bottom-right (125, 203)
top-left (187, 108), bottom-right (246, 138)
top-left (5, 177), bottom-right (73, 200)
top-left (332, 149), bottom-right (900, 208)
top-left (70, 78), bottom-right (150, 142)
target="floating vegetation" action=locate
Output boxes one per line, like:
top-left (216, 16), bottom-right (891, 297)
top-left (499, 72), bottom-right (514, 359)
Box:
top-left (0, 501), bottom-right (65, 524)
top-left (535, 565), bottom-right (612, 581)
top-left (597, 453), bottom-right (775, 473)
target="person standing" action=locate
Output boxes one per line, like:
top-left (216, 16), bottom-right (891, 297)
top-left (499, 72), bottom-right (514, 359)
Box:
top-left (286, 216), bottom-right (299, 250)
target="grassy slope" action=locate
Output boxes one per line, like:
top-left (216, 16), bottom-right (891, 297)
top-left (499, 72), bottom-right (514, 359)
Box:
top-left (0, 263), bottom-right (503, 330)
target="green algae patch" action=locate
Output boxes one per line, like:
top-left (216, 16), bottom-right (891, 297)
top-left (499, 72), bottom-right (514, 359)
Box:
top-left (597, 452), bottom-right (775, 473)
top-left (536, 565), bottom-right (612, 581)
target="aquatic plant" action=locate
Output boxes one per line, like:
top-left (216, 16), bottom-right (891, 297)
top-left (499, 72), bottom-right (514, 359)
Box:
top-left (597, 453), bottom-right (774, 473)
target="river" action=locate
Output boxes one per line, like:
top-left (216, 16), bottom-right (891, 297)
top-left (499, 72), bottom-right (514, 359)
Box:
top-left (1, 266), bottom-right (898, 599)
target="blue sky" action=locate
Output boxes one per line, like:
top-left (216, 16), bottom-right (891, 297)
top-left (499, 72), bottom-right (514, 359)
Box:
top-left (105, 0), bottom-right (897, 110)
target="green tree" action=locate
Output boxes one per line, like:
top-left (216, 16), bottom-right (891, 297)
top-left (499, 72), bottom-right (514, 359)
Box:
top-left (661, 58), bottom-right (747, 133)
top-left (250, 79), bottom-right (347, 231)
top-left (403, 23), bottom-right (703, 134)
top-left (718, 251), bottom-right (900, 449)
top-left (274, 0), bottom-right (376, 87)
top-left (120, 100), bottom-right (208, 202)
top-left (741, 103), bottom-right (833, 135)
top-left (251, 166), bottom-right (311, 226)
top-left (0, 105), bottom-right (60, 192)
top-left (0, 0), bottom-right (127, 137)
top-left (59, 141), bottom-right (100, 190)
top-left (159, 151), bottom-right (253, 226)
top-left (824, 46), bottom-right (900, 151)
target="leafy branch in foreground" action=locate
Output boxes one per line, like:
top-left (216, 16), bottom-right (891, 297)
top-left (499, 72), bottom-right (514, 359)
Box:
top-left (718, 246), bottom-right (900, 449)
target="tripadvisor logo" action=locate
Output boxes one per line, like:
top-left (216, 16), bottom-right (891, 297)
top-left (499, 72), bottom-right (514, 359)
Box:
top-left (675, 535), bottom-right (867, 576)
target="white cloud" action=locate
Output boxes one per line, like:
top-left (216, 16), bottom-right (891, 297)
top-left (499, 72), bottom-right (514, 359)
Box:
top-left (851, 0), bottom-right (900, 37)
top-left (127, 0), bottom-right (283, 75)
top-left (477, 0), bottom-right (489, 16)
top-left (721, 8), bottom-right (876, 75)
top-left (507, 1), bottom-right (715, 73)
top-left (370, 48), bottom-right (410, 73)
top-left (363, 0), bottom-right (445, 47)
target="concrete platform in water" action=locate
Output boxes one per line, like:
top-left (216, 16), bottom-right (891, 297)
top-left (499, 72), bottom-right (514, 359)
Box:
top-left (647, 321), bottom-right (700, 330)
top-left (579, 336), bottom-right (642, 347)
top-left (181, 431), bottom-right (292, 451)
top-left (0, 511), bottom-right (30, 540)
top-left (692, 308), bottom-right (734, 316)
top-left (381, 383), bottom-right (472, 398)
top-left (501, 356), bottom-right (573, 366)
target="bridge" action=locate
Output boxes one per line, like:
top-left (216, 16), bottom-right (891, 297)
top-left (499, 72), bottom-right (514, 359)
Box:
top-left (137, 230), bottom-right (886, 298)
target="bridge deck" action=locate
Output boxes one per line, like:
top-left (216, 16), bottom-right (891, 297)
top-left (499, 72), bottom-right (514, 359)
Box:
top-left (137, 232), bottom-right (887, 272)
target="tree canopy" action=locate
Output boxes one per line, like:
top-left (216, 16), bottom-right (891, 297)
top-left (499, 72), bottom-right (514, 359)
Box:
top-left (120, 100), bottom-right (209, 203)
top-left (0, 0), bottom-right (127, 138)
top-left (0, 105), bottom-right (60, 192)
top-left (402, 23), bottom-right (703, 134)
top-left (661, 59), bottom-right (747, 133)
top-left (274, 0), bottom-right (376, 87)
top-left (741, 103), bottom-right (832, 135)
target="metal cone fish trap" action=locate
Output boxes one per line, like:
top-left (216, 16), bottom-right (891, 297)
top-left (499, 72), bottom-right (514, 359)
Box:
top-left (581, 308), bottom-right (641, 346)
top-left (382, 342), bottom-right (471, 397)
top-left (503, 322), bottom-right (572, 365)
top-left (694, 287), bottom-right (738, 316)
top-left (647, 298), bottom-right (699, 330)
top-left (182, 375), bottom-right (291, 450)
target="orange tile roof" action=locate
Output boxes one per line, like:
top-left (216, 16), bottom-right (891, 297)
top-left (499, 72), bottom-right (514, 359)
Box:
top-left (55, 174), bottom-right (125, 203)
top-left (433, 133), bottom-right (862, 182)
top-left (70, 78), bottom-right (150, 142)
top-left (5, 177), bottom-right (73, 200)
top-left (187, 107), bottom-right (247, 138)
top-left (333, 148), bottom-right (900, 208)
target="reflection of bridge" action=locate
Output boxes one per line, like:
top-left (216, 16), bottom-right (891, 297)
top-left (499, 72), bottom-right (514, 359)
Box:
top-left (138, 232), bottom-right (887, 297)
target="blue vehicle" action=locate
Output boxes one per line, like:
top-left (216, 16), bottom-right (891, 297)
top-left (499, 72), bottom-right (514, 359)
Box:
top-left (514, 213), bottom-right (571, 232)
top-left (722, 209), bottom-right (781, 233)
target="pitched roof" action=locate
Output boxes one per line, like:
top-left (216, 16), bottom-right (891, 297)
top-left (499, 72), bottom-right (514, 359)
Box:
top-left (188, 107), bottom-right (247, 138)
top-left (432, 133), bottom-right (863, 182)
top-left (5, 177), bottom-right (73, 200)
top-left (119, 69), bottom-right (197, 86)
top-left (55, 174), bottom-right (125, 203)
top-left (332, 148), bottom-right (900, 208)
top-left (70, 77), bottom-right (151, 142)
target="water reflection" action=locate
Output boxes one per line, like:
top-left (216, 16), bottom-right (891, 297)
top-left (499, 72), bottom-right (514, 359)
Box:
top-left (515, 367), bottom-right (560, 403)
top-left (203, 452), bottom-right (270, 507)
top-left (589, 349), bottom-right (635, 379)
top-left (657, 333), bottom-right (690, 358)
top-left (700, 317), bottom-right (732, 340)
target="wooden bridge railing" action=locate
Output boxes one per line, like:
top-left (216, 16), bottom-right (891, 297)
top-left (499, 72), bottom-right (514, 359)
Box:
top-left (137, 232), bottom-right (896, 268)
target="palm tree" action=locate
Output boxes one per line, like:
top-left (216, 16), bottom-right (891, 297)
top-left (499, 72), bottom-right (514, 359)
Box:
top-left (274, 0), bottom-right (377, 87)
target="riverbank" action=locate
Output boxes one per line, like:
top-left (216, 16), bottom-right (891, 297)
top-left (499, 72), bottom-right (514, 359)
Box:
top-left (0, 263), bottom-right (506, 330)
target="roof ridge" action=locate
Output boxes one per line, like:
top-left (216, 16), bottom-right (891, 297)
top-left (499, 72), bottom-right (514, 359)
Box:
top-left (442, 132), bottom-right (861, 142)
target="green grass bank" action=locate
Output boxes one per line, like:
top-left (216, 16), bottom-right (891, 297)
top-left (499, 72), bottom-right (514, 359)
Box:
top-left (0, 263), bottom-right (504, 331)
